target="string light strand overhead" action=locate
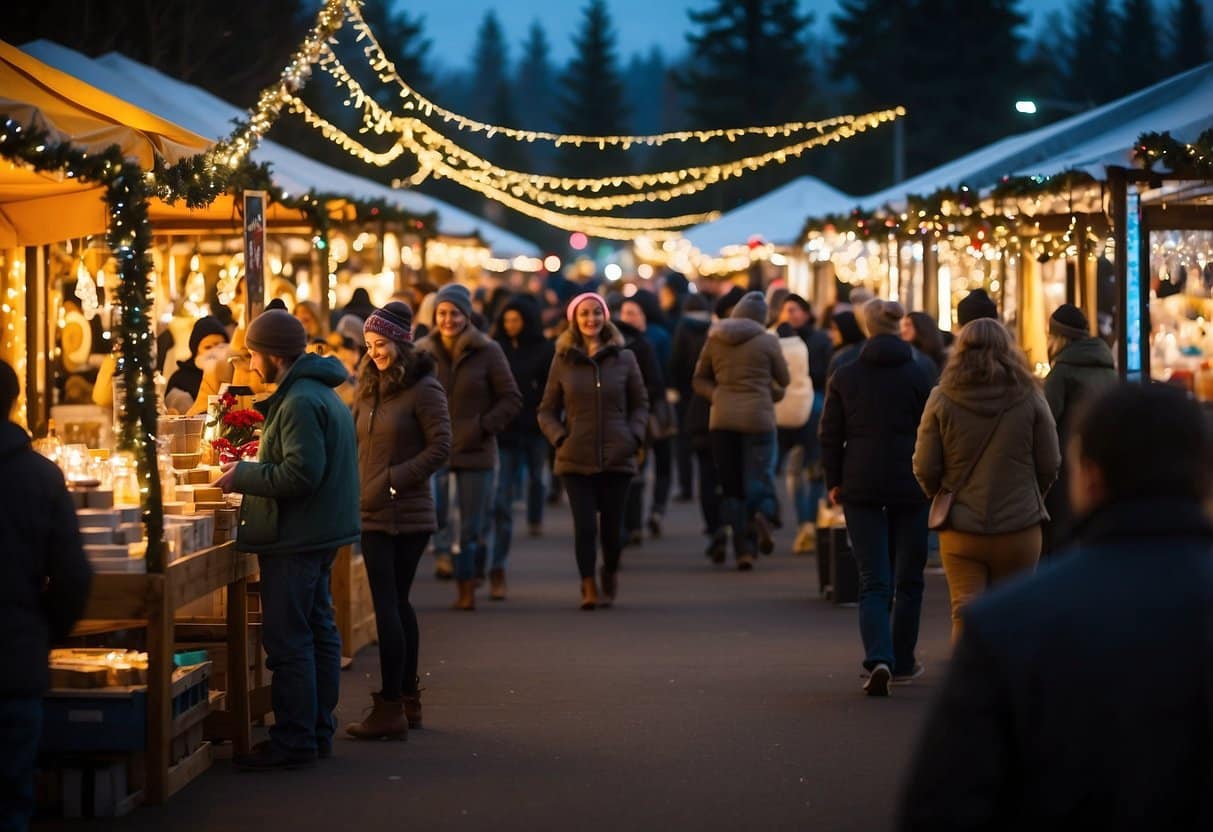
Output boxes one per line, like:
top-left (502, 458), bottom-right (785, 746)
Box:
top-left (342, 0), bottom-right (906, 149)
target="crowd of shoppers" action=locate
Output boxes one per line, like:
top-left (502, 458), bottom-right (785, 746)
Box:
top-left (14, 263), bottom-right (1210, 832)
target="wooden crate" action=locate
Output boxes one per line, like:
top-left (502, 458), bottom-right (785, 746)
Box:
top-left (332, 546), bottom-right (377, 657)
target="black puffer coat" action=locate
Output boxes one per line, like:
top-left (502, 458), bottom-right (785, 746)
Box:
top-left (820, 334), bottom-right (932, 506)
top-left (494, 295), bottom-right (556, 443)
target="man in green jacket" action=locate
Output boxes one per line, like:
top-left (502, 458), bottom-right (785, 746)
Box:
top-left (216, 309), bottom-right (360, 770)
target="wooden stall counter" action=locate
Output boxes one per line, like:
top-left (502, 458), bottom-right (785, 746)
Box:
top-left (74, 541), bottom-right (256, 805)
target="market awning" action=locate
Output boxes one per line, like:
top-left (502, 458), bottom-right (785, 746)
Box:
top-left (0, 39), bottom-right (216, 246)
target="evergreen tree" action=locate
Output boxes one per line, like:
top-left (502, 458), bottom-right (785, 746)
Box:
top-left (357, 0), bottom-right (432, 95)
top-left (557, 0), bottom-right (631, 178)
top-left (1067, 0), bottom-right (1123, 103)
top-left (678, 0), bottom-right (816, 130)
top-left (1167, 0), bottom-right (1211, 73)
top-left (515, 21), bottom-right (559, 133)
top-left (469, 11), bottom-right (510, 122)
top-left (1115, 0), bottom-right (1163, 93)
top-left (831, 0), bottom-right (1028, 185)
top-left (625, 47), bottom-right (667, 136)
top-left (674, 0), bottom-right (817, 208)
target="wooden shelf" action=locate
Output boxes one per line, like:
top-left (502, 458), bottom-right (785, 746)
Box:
top-left (80, 542), bottom-right (255, 623)
top-left (72, 540), bottom-right (253, 806)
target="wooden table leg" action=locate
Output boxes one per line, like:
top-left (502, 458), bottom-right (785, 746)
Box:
top-left (226, 578), bottom-right (251, 755)
top-left (145, 575), bottom-right (172, 804)
top-left (331, 545), bottom-right (353, 654)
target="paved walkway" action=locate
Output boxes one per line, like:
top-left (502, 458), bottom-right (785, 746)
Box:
top-left (41, 492), bottom-right (952, 832)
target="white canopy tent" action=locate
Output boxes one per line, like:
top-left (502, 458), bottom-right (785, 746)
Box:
top-left (858, 62), bottom-right (1213, 210)
top-left (21, 40), bottom-right (541, 257)
top-left (683, 175), bottom-right (855, 254)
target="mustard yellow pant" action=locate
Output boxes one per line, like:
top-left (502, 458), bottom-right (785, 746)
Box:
top-left (939, 525), bottom-right (1042, 642)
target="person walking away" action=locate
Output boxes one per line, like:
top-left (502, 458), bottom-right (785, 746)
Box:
top-left (215, 310), bottom-right (360, 769)
top-left (613, 308), bottom-right (665, 548)
top-left (490, 294), bottom-right (555, 598)
top-left (0, 359), bottom-right (91, 829)
top-left (624, 290), bottom-right (675, 537)
top-left (538, 293), bottom-right (648, 609)
top-left (669, 293), bottom-right (721, 557)
top-left (771, 294), bottom-right (826, 554)
top-left (347, 303), bottom-right (450, 741)
top-left (1041, 304), bottom-right (1116, 553)
top-left (899, 311), bottom-right (946, 385)
top-left (820, 300), bottom-right (933, 696)
top-left (955, 288), bottom-right (998, 329)
top-left (826, 308), bottom-right (866, 381)
top-left (693, 292), bottom-right (790, 570)
top-left (416, 284), bottom-right (521, 609)
top-left (621, 297), bottom-right (679, 538)
top-left (899, 383), bottom-right (1213, 830)
top-left (912, 318), bottom-right (1060, 644)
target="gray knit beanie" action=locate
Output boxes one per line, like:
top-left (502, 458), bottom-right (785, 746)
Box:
top-left (435, 283), bottom-right (473, 319)
top-left (245, 309), bottom-right (307, 358)
top-left (730, 291), bottom-right (768, 324)
top-left (861, 298), bottom-right (905, 337)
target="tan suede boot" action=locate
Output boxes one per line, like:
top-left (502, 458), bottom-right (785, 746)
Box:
top-left (489, 568), bottom-right (507, 601)
top-left (345, 693), bottom-right (407, 741)
top-left (580, 577), bottom-right (599, 610)
top-left (599, 567), bottom-right (617, 608)
top-left (453, 580), bottom-right (476, 611)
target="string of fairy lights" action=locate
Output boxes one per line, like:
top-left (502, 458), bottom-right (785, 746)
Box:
top-left (180, 0), bottom-right (906, 239)
top-left (308, 44), bottom-right (903, 215)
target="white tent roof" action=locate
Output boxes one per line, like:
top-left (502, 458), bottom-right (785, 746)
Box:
top-left (683, 175), bottom-right (855, 254)
top-left (21, 40), bottom-right (541, 257)
top-left (857, 62), bottom-right (1213, 210)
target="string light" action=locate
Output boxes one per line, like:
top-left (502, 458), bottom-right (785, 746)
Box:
top-left (283, 97), bottom-right (719, 238)
top-left (314, 47), bottom-right (903, 195)
top-left (342, 0), bottom-right (904, 149)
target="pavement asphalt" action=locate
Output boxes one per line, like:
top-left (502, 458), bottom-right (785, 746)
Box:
top-left (37, 489), bottom-right (954, 832)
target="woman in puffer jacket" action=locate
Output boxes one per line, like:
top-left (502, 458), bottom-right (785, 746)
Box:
top-left (913, 318), bottom-right (1061, 643)
top-left (347, 303), bottom-right (451, 741)
top-left (539, 293), bottom-right (649, 610)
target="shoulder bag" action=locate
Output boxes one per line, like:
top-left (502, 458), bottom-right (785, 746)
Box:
top-left (928, 409), bottom-right (1006, 530)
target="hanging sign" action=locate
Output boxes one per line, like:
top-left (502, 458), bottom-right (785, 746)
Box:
top-left (243, 190), bottom-right (268, 319)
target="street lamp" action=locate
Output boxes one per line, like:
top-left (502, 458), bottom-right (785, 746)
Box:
top-left (1014, 98), bottom-right (1092, 116)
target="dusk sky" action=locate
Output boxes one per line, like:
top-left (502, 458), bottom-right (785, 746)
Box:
top-left (405, 0), bottom-right (1075, 69)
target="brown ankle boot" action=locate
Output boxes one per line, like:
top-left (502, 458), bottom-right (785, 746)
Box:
top-left (489, 568), bottom-right (507, 601)
top-left (345, 692), bottom-right (407, 741)
top-left (580, 577), bottom-right (599, 610)
top-left (403, 680), bottom-right (422, 729)
top-left (599, 567), bottom-right (617, 607)
top-left (453, 580), bottom-right (476, 611)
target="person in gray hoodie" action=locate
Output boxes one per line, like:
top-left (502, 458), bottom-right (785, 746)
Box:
top-left (693, 291), bottom-right (790, 569)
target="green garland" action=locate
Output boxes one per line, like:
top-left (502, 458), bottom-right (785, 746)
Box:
top-left (1134, 129), bottom-right (1213, 177)
top-left (0, 117), bottom-right (164, 570)
top-left (799, 169), bottom-right (1105, 244)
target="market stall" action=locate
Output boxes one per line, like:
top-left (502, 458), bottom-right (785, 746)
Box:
top-left (0, 42), bottom-right (265, 814)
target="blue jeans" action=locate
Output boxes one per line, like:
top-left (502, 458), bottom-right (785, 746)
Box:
top-left (444, 468), bottom-right (495, 581)
top-left (494, 436), bottom-right (548, 568)
top-left (843, 503), bottom-right (929, 674)
top-left (711, 430), bottom-right (778, 556)
top-left (793, 392), bottom-right (826, 524)
top-left (257, 549), bottom-right (342, 755)
top-left (433, 467), bottom-right (453, 555)
top-left (0, 696), bottom-right (41, 832)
